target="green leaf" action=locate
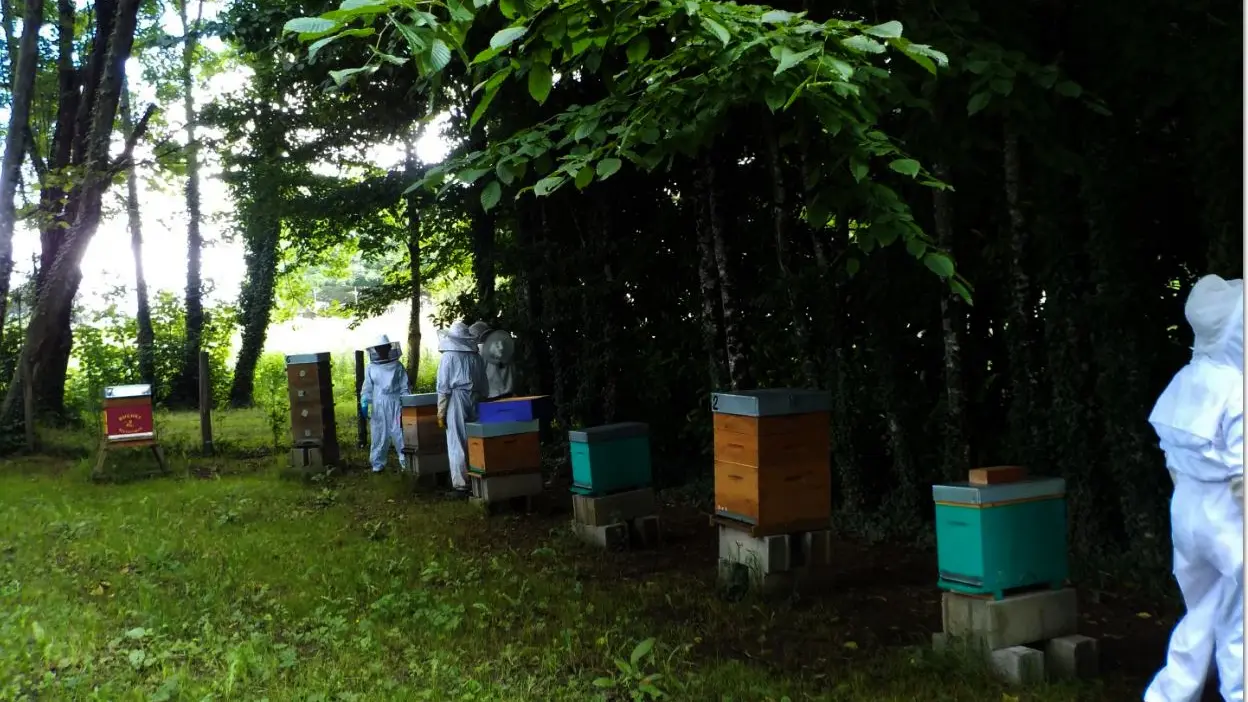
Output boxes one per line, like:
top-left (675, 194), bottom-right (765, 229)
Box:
top-left (446, 0), bottom-right (473, 21)
top-left (283, 17), bottom-right (336, 34)
top-left (575, 166), bottom-right (594, 189)
top-left (764, 85), bottom-right (786, 112)
top-left (592, 678), bottom-right (616, 688)
top-left (923, 251), bottom-right (955, 278)
top-left (329, 65), bottom-right (376, 86)
top-left (850, 158), bottom-right (868, 183)
top-left (841, 35), bottom-right (885, 54)
top-left (967, 92), bottom-right (991, 116)
top-left (499, 0), bottom-right (517, 18)
top-left (630, 638), bottom-right (656, 666)
top-left (773, 46), bottom-right (820, 76)
top-left (528, 63), bottom-right (553, 104)
top-left (496, 161), bottom-right (516, 185)
top-left (846, 257), bottom-right (860, 278)
top-left (760, 9), bottom-right (797, 23)
top-left (905, 237), bottom-right (927, 258)
top-left (534, 175), bottom-right (566, 196)
top-left (1055, 80), bottom-right (1082, 98)
top-left (626, 35), bottom-right (650, 63)
top-left (490, 26), bottom-right (528, 50)
top-left (429, 39), bottom-right (452, 71)
top-left (474, 0), bottom-right (492, 6)
top-left (471, 46), bottom-right (503, 65)
top-left (888, 159), bottom-right (920, 177)
top-left (685, 0), bottom-right (699, 16)
top-left (990, 78), bottom-right (1013, 96)
top-left (376, 51), bottom-right (408, 66)
top-left (950, 279), bottom-right (973, 304)
top-left (339, 0), bottom-right (384, 11)
top-left (308, 35), bottom-right (340, 60)
top-left (864, 20), bottom-right (903, 38)
top-left (459, 168), bottom-right (490, 184)
top-left (701, 17), bottom-right (730, 45)
top-left (480, 181), bottom-right (502, 211)
top-left (596, 158), bottom-right (622, 179)
top-left (965, 59), bottom-right (992, 75)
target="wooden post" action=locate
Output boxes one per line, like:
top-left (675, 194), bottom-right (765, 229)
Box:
top-left (199, 351), bottom-right (214, 455)
top-left (355, 349), bottom-right (366, 448)
top-left (22, 360), bottom-right (36, 452)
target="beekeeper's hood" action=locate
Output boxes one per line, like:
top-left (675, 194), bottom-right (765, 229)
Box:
top-left (1186, 274), bottom-right (1244, 371)
top-left (438, 321), bottom-right (479, 353)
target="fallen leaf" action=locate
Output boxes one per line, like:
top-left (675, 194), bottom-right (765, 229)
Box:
top-left (90, 585), bottom-right (104, 596)
top-left (1003, 694), bottom-right (1020, 702)
top-left (843, 641), bottom-right (859, 650)
top-left (1137, 612), bottom-right (1152, 619)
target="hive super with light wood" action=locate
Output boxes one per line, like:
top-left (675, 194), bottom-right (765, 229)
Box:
top-left (285, 353), bottom-right (340, 470)
top-left (401, 393), bottom-right (449, 478)
top-left (711, 389), bottom-right (832, 534)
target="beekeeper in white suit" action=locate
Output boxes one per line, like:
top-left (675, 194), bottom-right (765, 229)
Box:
top-left (437, 321), bottom-right (488, 494)
top-left (1144, 274), bottom-right (1243, 702)
top-left (469, 321), bottom-right (516, 400)
top-left (360, 334), bottom-right (410, 473)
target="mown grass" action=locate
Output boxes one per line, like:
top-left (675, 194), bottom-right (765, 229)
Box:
top-left (2, 411), bottom-right (1141, 701)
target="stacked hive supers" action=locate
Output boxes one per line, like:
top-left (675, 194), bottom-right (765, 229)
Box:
top-left (931, 466), bottom-right (1096, 685)
top-left (465, 395), bottom-right (549, 505)
top-left (712, 389), bottom-right (832, 534)
top-left (568, 423), bottom-right (660, 549)
top-left (285, 353), bottom-right (339, 470)
top-left (400, 393), bottom-right (449, 479)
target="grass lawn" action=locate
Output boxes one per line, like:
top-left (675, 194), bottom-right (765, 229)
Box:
top-left (0, 412), bottom-right (1175, 701)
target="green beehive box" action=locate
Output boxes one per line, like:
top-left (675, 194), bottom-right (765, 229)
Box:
top-left (569, 423), bottom-right (651, 496)
top-left (933, 477), bottom-right (1069, 600)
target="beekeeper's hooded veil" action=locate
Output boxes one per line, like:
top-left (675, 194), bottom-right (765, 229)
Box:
top-left (362, 334), bottom-right (410, 472)
top-left (1144, 274), bottom-right (1244, 702)
top-left (437, 321), bottom-right (489, 489)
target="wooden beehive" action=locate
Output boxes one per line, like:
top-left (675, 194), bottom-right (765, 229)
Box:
top-left (466, 420), bottom-right (541, 475)
top-left (712, 389), bottom-right (832, 534)
top-left (400, 393), bottom-right (446, 455)
top-left (285, 353), bottom-right (340, 465)
top-left (568, 422), bottom-right (652, 495)
top-left (102, 384), bottom-right (155, 443)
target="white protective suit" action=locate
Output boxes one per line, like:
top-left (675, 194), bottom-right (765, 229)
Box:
top-left (469, 321), bottom-right (516, 400)
top-left (437, 321), bottom-right (489, 489)
top-left (362, 344), bottom-right (410, 473)
top-left (1144, 275), bottom-right (1244, 702)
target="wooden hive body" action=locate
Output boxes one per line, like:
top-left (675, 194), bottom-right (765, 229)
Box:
top-left (466, 421), bottom-right (541, 475)
top-left (285, 353), bottom-right (340, 465)
top-left (102, 384), bottom-right (155, 442)
top-left (400, 394), bottom-right (445, 455)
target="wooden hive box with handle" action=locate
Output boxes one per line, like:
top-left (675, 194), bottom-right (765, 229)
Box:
top-left (477, 395), bottom-right (550, 424)
top-left (466, 420), bottom-right (541, 476)
top-left (285, 353), bottom-right (340, 465)
top-left (712, 389), bottom-right (832, 534)
top-left (568, 422), bottom-right (651, 496)
top-left (102, 384), bottom-right (155, 443)
top-left (400, 393), bottom-right (446, 455)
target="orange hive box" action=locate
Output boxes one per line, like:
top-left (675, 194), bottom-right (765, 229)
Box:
top-left (466, 420), bottom-right (542, 476)
top-left (400, 394), bottom-right (446, 455)
top-left (711, 390), bottom-right (833, 534)
top-left (967, 465), bottom-right (1028, 485)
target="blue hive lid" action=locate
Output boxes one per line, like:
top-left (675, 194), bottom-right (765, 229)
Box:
top-left (932, 477), bottom-right (1066, 506)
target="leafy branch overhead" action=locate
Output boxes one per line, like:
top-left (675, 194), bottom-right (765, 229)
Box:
top-left (282, 0), bottom-right (973, 301)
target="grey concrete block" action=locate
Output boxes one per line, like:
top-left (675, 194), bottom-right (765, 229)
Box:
top-left (941, 588), bottom-right (1078, 651)
top-left (931, 632), bottom-right (949, 652)
top-left (802, 530), bottom-right (833, 567)
top-left (1045, 634), bottom-right (1099, 679)
top-left (990, 646), bottom-right (1046, 685)
top-left (572, 488), bottom-right (657, 526)
top-left (469, 471), bottom-right (543, 502)
top-left (629, 515), bottom-right (661, 548)
top-left (718, 526), bottom-right (790, 574)
top-left (406, 451), bottom-right (450, 476)
top-left (290, 446), bottom-right (323, 471)
top-left (574, 522), bottom-right (629, 549)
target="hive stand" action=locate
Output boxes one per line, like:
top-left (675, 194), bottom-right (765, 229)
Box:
top-left (466, 419), bottom-right (544, 514)
top-left (571, 487), bottom-right (661, 550)
top-left (932, 588), bottom-right (1099, 684)
top-left (469, 470), bottom-right (543, 514)
top-left (93, 438), bottom-right (170, 480)
top-left (715, 517), bottom-right (834, 596)
top-left (93, 384), bottom-right (169, 480)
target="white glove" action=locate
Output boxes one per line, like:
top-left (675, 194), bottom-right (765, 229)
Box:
top-left (1231, 476), bottom-right (1244, 503)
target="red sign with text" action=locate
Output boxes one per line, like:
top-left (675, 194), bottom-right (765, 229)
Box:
top-left (104, 402), bottom-right (153, 440)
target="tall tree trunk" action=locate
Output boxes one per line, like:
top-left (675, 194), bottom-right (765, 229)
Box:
top-left (120, 82), bottom-right (155, 388)
top-left (0, 0), bottom-right (43, 349)
top-left (404, 137), bottom-right (422, 377)
top-left (699, 157), bottom-right (751, 390)
top-left (932, 163), bottom-right (970, 479)
top-left (694, 174), bottom-right (726, 392)
top-left (0, 0), bottom-right (144, 428)
top-left (173, 0), bottom-right (205, 407)
top-left (1002, 120), bottom-right (1036, 460)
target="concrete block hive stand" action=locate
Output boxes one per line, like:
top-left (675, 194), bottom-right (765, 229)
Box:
top-left (568, 422), bottom-right (661, 550)
top-left (930, 466), bottom-right (1099, 685)
top-left (710, 389), bottom-right (835, 596)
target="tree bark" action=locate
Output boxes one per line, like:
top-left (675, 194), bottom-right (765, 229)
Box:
top-left (0, 0), bottom-right (43, 349)
top-left (227, 146), bottom-right (281, 407)
top-left (173, 0), bottom-right (206, 407)
top-left (1002, 120), bottom-right (1035, 459)
top-left (120, 82), bottom-right (155, 388)
top-left (404, 136), bottom-right (422, 377)
top-left (694, 174), bottom-right (726, 392)
top-left (699, 157), bottom-right (751, 390)
top-left (0, 0), bottom-right (144, 428)
top-left (932, 162), bottom-right (969, 479)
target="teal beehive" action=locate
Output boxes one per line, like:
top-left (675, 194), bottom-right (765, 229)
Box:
top-left (568, 422), bottom-right (651, 496)
top-left (933, 477), bottom-right (1069, 600)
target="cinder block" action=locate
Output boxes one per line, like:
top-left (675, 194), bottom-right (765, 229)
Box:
top-left (290, 447), bottom-right (323, 471)
top-left (941, 588), bottom-right (1078, 651)
top-left (629, 515), bottom-right (661, 548)
top-left (572, 488), bottom-right (657, 526)
top-left (718, 526), bottom-right (790, 574)
top-left (406, 451), bottom-right (450, 476)
top-left (802, 530), bottom-right (833, 567)
top-left (470, 471), bottom-right (543, 502)
top-left (574, 522), bottom-right (629, 549)
top-left (990, 646), bottom-right (1046, 685)
top-left (1045, 634), bottom-right (1099, 679)
top-left (931, 632), bottom-right (949, 651)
